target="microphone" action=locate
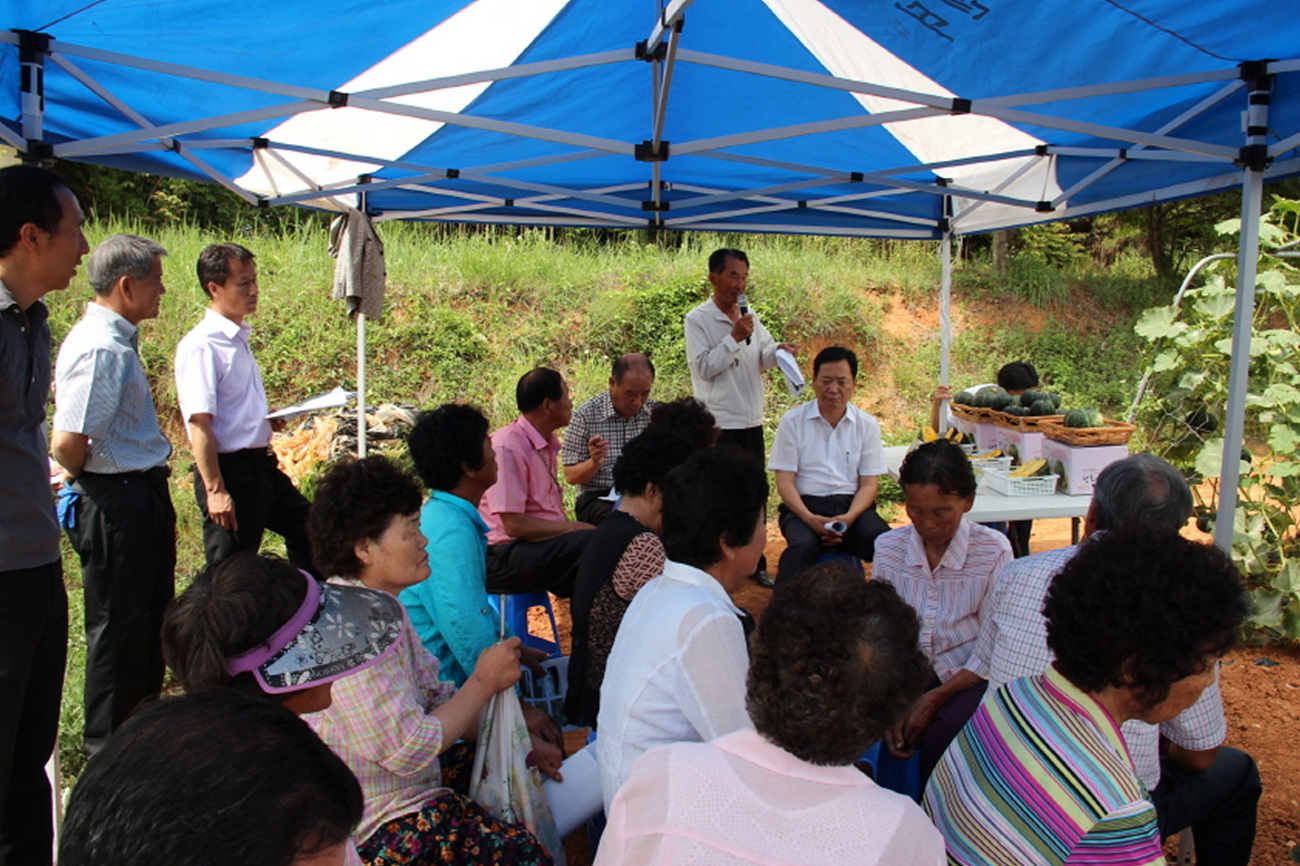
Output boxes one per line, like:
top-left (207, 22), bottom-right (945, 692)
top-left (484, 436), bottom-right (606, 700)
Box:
top-left (738, 293), bottom-right (751, 344)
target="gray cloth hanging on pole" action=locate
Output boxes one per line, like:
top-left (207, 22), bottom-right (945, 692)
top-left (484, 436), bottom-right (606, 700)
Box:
top-left (328, 207), bottom-right (386, 321)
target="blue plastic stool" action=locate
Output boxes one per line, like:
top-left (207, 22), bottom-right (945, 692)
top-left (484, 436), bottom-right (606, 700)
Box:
top-left (857, 741), bottom-right (923, 802)
top-left (488, 591), bottom-right (562, 658)
top-left (816, 551), bottom-right (865, 578)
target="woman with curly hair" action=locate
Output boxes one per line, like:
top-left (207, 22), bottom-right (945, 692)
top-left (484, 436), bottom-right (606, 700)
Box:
top-left (597, 562), bottom-right (943, 865)
top-left (305, 455), bottom-right (558, 866)
top-left (871, 438), bottom-right (1012, 782)
top-left (925, 530), bottom-right (1249, 866)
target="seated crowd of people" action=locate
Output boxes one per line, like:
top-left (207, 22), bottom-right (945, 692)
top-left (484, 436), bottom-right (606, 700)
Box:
top-left (0, 167), bottom-right (1263, 866)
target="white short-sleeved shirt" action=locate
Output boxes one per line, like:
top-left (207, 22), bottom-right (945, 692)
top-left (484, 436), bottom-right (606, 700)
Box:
top-left (596, 559), bottom-right (751, 811)
top-left (767, 400), bottom-right (887, 496)
top-left (969, 542), bottom-right (1227, 790)
top-left (174, 309), bottom-right (272, 451)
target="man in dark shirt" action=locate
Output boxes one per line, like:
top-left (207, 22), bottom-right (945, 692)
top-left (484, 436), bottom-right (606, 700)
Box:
top-left (0, 164), bottom-right (89, 866)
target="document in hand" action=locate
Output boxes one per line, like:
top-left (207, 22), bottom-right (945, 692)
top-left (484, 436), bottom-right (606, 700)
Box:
top-left (775, 348), bottom-right (806, 396)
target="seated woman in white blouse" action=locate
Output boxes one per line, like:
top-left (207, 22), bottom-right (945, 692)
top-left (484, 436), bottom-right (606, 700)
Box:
top-left (595, 446), bottom-right (768, 810)
top-left (597, 562), bottom-right (945, 866)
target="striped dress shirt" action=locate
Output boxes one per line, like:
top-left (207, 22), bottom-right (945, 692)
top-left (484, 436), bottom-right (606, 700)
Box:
top-left (924, 665), bottom-right (1165, 866)
top-left (54, 303), bottom-right (171, 473)
top-left (967, 542), bottom-right (1227, 791)
top-left (871, 519), bottom-right (1011, 682)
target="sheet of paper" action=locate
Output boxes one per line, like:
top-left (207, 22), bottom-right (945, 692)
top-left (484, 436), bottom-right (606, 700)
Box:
top-left (775, 348), bottom-right (806, 396)
top-left (542, 746), bottom-right (602, 838)
top-left (266, 385), bottom-right (355, 420)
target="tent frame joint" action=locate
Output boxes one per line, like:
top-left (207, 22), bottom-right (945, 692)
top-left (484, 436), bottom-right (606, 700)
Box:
top-left (950, 97), bottom-right (971, 114)
top-left (635, 40), bottom-right (669, 61)
top-left (1036, 200), bottom-right (1054, 213)
top-left (635, 140), bottom-right (670, 161)
top-left (15, 29), bottom-right (50, 60)
top-left (328, 90), bottom-right (349, 108)
top-left (642, 200), bottom-right (669, 211)
top-left (1238, 144), bottom-right (1272, 171)
top-left (23, 139), bottom-right (53, 163)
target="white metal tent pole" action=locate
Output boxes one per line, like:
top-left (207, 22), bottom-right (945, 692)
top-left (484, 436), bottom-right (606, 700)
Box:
top-left (18, 30), bottom-right (46, 161)
top-left (1213, 67), bottom-right (1271, 553)
top-left (938, 222), bottom-right (953, 433)
top-left (357, 312), bottom-right (367, 458)
top-left (356, 187), bottom-right (368, 458)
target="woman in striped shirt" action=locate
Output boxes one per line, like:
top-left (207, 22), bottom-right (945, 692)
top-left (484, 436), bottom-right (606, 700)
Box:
top-left (924, 530), bottom-right (1248, 865)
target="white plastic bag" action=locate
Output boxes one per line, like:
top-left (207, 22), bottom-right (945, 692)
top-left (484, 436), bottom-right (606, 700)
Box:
top-left (470, 606), bottom-right (566, 865)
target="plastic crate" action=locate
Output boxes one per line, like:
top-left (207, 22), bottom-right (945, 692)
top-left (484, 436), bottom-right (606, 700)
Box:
top-left (982, 467), bottom-right (1059, 496)
top-left (970, 455), bottom-right (1013, 474)
top-left (520, 655), bottom-right (568, 718)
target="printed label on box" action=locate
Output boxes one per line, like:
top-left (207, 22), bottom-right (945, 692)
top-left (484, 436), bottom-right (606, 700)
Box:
top-left (994, 428), bottom-right (1048, 465)
top-left (953, 415), bottom-right (999, 451)
top-left (1041, 440), bottom-right (1129, 496)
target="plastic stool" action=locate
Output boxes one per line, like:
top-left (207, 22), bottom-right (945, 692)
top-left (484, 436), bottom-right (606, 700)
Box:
top-left (816, 551), bottom-right (865, 578)
top-left (488, 591), bottom-right (562, 658)
top-left (857, 741), bottom-right (923, 802)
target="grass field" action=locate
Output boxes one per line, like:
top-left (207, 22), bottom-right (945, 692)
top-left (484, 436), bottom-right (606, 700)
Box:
top-left (48, 219), bottom-right (1162, 787)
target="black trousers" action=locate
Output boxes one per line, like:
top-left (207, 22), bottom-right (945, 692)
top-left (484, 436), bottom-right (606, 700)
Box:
top-left (66, 468), bottom-right (175, 754)
top-left (776, 494), bottom-right (889, 584)
top-left (715, 426), bottom-right (768, 574)
top-left (574, 489), bottom-right (615, 527)
top-left (485, 530), bottom-right (595, 598)
top-left (1152, 746), bottom-right (1261, 866)
top-left (0, 560), bottom-right (66, 866)
top-left (193, 448), bottom-right (314, 574)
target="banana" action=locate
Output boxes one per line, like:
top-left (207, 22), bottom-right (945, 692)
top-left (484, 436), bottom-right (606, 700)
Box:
top-left (1009, 458), bottom-right (1048, 478)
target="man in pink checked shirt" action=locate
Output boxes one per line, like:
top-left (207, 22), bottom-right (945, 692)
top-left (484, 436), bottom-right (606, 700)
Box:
top-left (480, 367), bottom-right (595, 597)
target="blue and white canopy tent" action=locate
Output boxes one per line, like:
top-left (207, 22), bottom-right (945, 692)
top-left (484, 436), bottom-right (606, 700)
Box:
top-left (6, 0), bottom-right (1300, 549)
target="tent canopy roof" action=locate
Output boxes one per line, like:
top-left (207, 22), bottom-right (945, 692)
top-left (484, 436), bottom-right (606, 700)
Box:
top-left (7, 0), bottom-right (1300, 236)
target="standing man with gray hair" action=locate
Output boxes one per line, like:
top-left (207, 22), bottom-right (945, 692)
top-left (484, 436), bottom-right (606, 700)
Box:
top-left (965, 453), bottom-right (1261, 865)
top-left (53, 233), bottom-right (176, 755)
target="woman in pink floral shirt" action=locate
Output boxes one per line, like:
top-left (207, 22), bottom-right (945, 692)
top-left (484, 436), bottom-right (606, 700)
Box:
top-left (306, 456), bottom-right (559, 866)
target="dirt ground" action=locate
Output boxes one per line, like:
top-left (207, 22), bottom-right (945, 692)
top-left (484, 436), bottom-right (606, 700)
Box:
top-left (545, 515), bottom-right (1300, 865)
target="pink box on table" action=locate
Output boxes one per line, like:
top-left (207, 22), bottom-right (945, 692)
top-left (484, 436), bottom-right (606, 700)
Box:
top-left (994, 427), bottom-right (1048, 466)
top-left (952, 414), bottom-right (999, 452)
top-left (1041, 439), bottom-right (1129, 496)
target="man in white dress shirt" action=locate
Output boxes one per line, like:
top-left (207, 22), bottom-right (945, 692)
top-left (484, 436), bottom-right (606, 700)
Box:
top-left (175, 243), bottom-right (313, 573)
top-left (53, 234), bottom-right (176, 755)
top-left (968, 453), bottom-right (1261, 865)
top-left (684, 248), bottom-right (796, 585)
top-left (768, 345), bottom-right (889, 585)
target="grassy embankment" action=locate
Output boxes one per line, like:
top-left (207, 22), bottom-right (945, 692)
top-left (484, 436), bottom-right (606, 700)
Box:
top-left (47, 219), bottom-right (1165, 784)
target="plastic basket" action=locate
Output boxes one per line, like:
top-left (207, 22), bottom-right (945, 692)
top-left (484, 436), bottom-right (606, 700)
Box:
top-left (520, 656), bottom-right (568, 719)
top-left (982, 467), bottom-right (1059, 497)
top-left (970, 455), bottom-right (1014, 474)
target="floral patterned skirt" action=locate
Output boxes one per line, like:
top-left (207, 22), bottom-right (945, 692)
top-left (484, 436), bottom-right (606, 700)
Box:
top-left (357, 742), bottom-right (554, 866)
